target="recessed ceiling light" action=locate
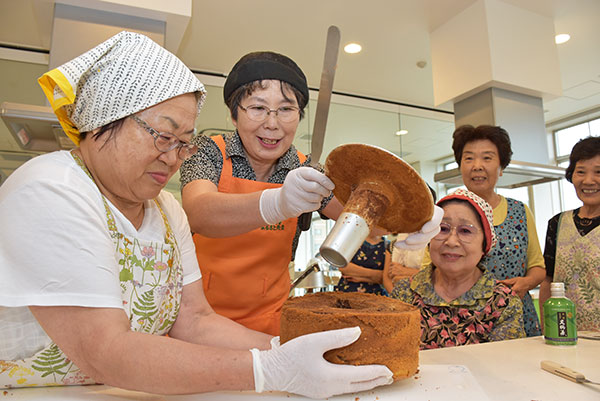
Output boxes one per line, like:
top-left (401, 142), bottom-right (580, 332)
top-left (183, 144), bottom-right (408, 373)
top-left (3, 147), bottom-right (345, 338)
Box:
top-left (395, 130), bottom-right (408, 136)
top-left (344, 43), bottom-right (362, 54)
top-left (555, 33), bottom-right (570, 44)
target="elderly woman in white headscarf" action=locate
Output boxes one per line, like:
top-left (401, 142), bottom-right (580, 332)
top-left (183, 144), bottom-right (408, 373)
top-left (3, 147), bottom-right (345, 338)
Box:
top-left (0, 31), bottom-right (392, 398)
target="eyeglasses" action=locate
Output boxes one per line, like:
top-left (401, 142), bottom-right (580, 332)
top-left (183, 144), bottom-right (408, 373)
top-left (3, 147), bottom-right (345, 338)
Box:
top-left (433, 222), bottom-right (480, 244)
top-left (130, 115), bottom-right (198, 161)
top-left (239, 104), bottom-right (300, 123)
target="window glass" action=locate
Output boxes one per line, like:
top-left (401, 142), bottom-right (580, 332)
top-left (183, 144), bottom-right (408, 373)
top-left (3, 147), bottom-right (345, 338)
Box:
top-left (555, 118), bottom-right (600, 159)
top-left (589, 118), bottom-right (600, 136)
top-left (444, 161), bottom-right (458, 170)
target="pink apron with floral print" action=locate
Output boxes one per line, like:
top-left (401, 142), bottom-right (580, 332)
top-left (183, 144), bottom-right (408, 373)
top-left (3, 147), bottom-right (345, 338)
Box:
top-left (554, 211), bottom-right (600, 331)
top-left (0, 154), bottom-right (183, 388)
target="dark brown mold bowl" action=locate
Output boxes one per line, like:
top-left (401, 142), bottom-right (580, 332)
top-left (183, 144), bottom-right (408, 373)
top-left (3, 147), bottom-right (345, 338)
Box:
top-left (325, 143), bottom-right (434, 233)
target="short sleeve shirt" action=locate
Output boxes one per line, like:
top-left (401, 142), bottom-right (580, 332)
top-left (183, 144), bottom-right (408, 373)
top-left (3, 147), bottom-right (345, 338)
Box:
top-left (0, 151), bottom-right (202, 359)
top-left (180, 132), bottom-right (332, 258)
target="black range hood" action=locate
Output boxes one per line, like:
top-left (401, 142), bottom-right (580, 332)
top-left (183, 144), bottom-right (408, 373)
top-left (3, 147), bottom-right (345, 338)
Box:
top-left (434, 160), bottom-right (566, 189)
top-left (0, 102), bottom-right (74, 151)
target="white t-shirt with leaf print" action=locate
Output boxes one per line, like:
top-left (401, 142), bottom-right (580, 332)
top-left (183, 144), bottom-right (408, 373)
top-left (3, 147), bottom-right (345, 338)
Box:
top-left (0, 151), bottom-right (202, 360)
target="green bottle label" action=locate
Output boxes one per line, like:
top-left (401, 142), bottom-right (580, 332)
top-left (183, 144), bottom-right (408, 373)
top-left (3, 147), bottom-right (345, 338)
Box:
top-left (543, 298), bottom-right (577, 345)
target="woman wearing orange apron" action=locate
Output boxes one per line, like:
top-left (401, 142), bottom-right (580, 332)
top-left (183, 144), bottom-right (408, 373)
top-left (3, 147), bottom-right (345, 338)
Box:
top-left (181, 52), bottom-right (340, 335)
top-left (193, 136), bottom-right (307, 334)
top-left (181, 51), bottom-right (443, 335)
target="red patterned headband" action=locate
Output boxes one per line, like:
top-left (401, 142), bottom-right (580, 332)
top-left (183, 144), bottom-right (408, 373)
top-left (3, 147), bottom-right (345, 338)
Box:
top-left (437, 188), bottom-right (497, 254)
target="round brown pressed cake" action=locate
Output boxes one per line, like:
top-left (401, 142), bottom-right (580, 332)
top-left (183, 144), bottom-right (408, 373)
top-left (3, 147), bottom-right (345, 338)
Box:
top-left (280, 292), bottom-right (421, 381)
top-left (324, 143), bottom-right (434, 233)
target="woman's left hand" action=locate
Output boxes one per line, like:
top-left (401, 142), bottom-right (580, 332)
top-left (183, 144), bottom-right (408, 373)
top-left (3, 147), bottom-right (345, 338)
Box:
top-left (251, 327), bottom-right (393, 399)
top-left (500, 266), bottom-right (546, 299)
top-left (499, 277), bottom-right (529, 298)
top-left (395, 205), bottom-right (444, 250)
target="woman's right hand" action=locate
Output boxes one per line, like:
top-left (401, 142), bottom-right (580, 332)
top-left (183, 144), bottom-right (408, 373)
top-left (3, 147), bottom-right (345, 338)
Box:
top-left (250, 327), bottom-right (392, 399)
top-left (259, 167), bottom-right (334, 225)
top-left (339, 263), bottom-right (383, 284)
top-left (388, 262), bottom-right (419, 282)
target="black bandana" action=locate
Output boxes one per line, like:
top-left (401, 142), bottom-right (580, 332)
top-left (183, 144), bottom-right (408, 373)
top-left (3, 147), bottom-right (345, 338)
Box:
top-left (223, 53), bottom-right (309, 104)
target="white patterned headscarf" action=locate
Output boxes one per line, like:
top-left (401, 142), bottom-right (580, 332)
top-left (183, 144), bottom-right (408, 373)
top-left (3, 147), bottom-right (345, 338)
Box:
top-left (38, 31), bottom-right (206, 145)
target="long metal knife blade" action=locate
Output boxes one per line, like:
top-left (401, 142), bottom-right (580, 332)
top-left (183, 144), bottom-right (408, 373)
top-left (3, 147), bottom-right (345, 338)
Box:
top-left (298, 26), bottom-right (341, 232)
top-left (309, 25), bottom-right (340, 167)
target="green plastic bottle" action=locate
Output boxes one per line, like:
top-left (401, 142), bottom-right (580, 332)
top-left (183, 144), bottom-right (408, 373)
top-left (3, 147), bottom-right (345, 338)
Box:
top-left (543, 282), bottom-right (577, 345)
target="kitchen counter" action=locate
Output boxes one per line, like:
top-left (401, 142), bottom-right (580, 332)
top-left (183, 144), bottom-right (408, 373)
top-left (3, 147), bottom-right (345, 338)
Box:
top-left (418, 334), bottom-right (599, 400)
top-left (3, 336), bottom-right (599, 401)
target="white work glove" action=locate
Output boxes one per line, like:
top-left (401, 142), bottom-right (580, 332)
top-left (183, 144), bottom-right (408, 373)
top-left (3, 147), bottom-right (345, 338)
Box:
top-left (250, 327), bottom-right (393, 399)
top-left (394, 205), bottom-right (444, 250)
top-left (259, 167), bottom-right (334, 225)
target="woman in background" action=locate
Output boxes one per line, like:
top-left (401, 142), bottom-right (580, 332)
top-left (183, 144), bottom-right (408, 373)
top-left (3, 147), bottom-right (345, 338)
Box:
top-left (449, 125), bottom-right (545, 337)
top-left (334, 228), bottom-right (389, 295)
top-left (540, 136), bottom-right (600, 331)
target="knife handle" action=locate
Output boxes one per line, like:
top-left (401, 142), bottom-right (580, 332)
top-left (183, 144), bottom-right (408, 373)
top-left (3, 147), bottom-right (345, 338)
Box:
top-left (541, 360), bottom-right (586, 383)
top-left (298, 212), bottom-right (312, 231)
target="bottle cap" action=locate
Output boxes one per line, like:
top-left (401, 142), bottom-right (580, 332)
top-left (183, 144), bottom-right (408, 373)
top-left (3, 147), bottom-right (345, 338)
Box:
top-left (550, 282), bottom-right (565, 291)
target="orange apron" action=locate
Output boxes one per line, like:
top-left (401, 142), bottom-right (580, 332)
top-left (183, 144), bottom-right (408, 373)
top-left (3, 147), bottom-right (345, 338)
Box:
top-left (193, 136), bottom-right (305, 335)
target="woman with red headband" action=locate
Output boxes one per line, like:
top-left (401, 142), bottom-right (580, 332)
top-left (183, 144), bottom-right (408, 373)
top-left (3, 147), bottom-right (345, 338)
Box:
top-left (389, 189), bottom-right (525, 349)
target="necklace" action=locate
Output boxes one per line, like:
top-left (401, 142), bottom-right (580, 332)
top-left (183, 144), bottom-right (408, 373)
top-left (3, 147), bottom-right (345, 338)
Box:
top-left (574, 210), bottom-right (600, 227)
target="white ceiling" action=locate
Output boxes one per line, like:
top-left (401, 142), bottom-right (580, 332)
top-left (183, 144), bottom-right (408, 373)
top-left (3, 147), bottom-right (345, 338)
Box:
top-left (179, 0), bottom-right (600, 122)
top-left (0, 0), bottom-right (599, 172)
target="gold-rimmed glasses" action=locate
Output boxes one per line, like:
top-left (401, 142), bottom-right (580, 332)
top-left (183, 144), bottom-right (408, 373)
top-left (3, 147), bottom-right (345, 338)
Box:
top-left (239, 104), bottom-right (300, 123)
top-left (130, 115), bottom-right (197, 160)
top-left (433, 222), bottom-right (480, 243)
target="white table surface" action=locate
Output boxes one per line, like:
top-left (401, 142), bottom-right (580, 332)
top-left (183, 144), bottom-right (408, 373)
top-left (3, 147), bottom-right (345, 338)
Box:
top-left (3, 336), bottom-right (599, 401)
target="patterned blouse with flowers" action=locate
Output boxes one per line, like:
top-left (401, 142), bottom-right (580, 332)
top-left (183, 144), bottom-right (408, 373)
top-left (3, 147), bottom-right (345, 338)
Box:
top-left (334, 238), bottom-right (388, 295)
top-left (391, 265), bottom-right (525, 349)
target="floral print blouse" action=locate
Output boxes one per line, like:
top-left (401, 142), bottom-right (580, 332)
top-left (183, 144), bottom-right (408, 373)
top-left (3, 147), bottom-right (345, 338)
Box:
top-left (334, 238), bottom-right (388, 295)
top-left (391, 265), bottom-right (526, 349)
